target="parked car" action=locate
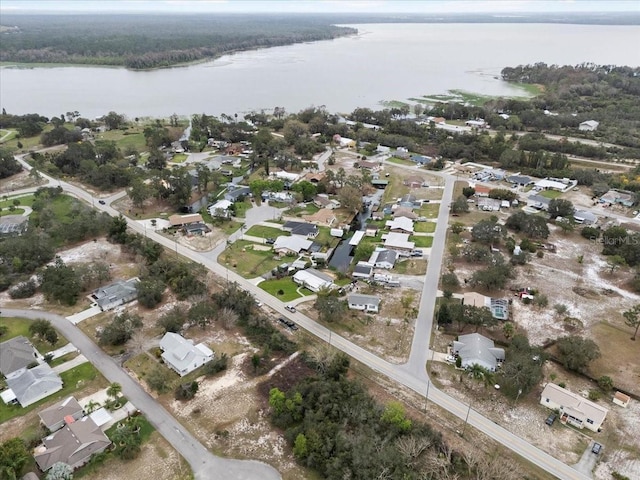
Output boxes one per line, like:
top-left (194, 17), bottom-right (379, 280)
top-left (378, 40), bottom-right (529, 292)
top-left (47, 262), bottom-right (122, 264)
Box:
top-left (265, 238), bottom-right (275, 245)
top-left (545, 413), bottom-right (557, 426)
top-left (285, 305), bottom-right (296, 313)
top-left (591, 443), bottom-right (602, 454)
top-left (98, 200), bottom-right (106, 205)
top-left (278, 317), bottom-right (298, 331)
top-left (410, 249), bottom-right (423, 257)
top-left (255, 300), bottom-right (263, 307)
top-left (445, 355), bottom-right (456, 363)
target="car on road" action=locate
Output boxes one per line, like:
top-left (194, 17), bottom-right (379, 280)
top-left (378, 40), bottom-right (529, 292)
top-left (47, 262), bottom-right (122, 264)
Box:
top-left (98, 200), bottom-right (106, 205)
top-left (591, 443), bottom-right (602, 454)
top-left (255, 300), bottom-right (263, 307)
top-left (285, 305), bottom-right (296, 313)
top-left (545, 413), bottom-right (557, 426)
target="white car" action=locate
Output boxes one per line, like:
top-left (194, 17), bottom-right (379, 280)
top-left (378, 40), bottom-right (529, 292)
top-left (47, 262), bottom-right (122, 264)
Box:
top-left (445, 355), bottom-right (456, 363)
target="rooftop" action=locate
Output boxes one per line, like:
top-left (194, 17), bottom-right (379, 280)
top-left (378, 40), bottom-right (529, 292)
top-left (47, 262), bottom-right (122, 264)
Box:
top-left (0, 336), bottom-right (38, 377)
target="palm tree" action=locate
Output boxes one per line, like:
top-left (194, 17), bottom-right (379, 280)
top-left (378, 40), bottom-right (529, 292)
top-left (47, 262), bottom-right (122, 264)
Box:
top-left (467, 364), bottom-right (486, 381)
top-left (85, 400), bottom-right (100, 414)
top-left (107, 382), bottom-right (122, 400)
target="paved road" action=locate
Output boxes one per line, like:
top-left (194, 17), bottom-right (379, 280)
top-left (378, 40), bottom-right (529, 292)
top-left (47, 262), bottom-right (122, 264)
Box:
top-left (7, 150), bottom-right (591, 480)
top-left (2, 309), bottom-right (281, 480)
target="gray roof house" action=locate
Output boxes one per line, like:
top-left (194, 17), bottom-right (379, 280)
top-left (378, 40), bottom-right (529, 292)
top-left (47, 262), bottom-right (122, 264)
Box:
top-left (347, 294), bottom-right (381, 313)
top-left (38, 396), bottom-right (84, 432)
top-left (90, 278), bottom-right (140, 311)
top-left (527, 194), bottom-right (551, 211)
top-left (3, 364), bottom-right (63, 407)
top-left (0, 336), bottom-right (40, 376)
top-left (507, 175), bottom-right (533, 186)
top-left (352, 263), bottom-right (373, 279)
top-left (368, 249), bottom-right (397, 269)
top-left (573, 210), bottom-right (598, 225)
top-left (224, 186), bottom-right (251, 202)
top-left (283, 221), bottom-right (319, 238)
top-left (452, 333), bottom-right (505, 372)
top-left (34, 416), bottom-right (111, 472)
top-left (160, 332), bottom-right (214, 377)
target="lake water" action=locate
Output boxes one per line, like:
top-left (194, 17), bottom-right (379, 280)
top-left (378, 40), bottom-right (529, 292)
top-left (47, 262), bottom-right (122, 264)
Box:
top-left (1, 23), bottom-right (639, 119)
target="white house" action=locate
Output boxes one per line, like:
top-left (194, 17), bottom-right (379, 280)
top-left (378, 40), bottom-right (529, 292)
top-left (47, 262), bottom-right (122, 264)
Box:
top-left (292, 268), bottom-right (334, 293)
top-left (579, 120), bottom-right (599, 132)
top-left (540, 383), bottom-right (608, 432)
top-left (368, 248), bottom-right (397, 269)
top-left (3, 364), bottom-right (63, 407)
top-left (272, 236), bottom-right (313, 255)
top-left (159, 332), bottom-right (214, 377)
top-left (385, 216), bottom-right (415, 234)
top-left (452, 333), bottom-right (504, 372)
top-left (208, 199), bottom-right (233, 218)
top-left (347, 294), bottom-right (380, 313)
top-left (383, 232), bottom-right (415, 254)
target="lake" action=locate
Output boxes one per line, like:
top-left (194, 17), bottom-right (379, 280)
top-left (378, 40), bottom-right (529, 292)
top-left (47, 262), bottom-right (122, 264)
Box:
top-left (1, 23), bottom-right (639, 119)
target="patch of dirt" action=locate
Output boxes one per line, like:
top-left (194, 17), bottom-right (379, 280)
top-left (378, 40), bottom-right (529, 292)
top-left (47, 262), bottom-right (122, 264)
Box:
top-left (0, 170), bottom-right (47, 193)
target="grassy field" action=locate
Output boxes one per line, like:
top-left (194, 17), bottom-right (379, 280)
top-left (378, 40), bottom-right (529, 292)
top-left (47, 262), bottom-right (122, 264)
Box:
top-left (382, 171), bottom-right (410, 205)
top-left (418, 203), bottom-right (440, 218)
top-left (0, 208), bottom-right (26, 217)
top-left (316, 226), bottom-right (341, 249)
top-left (414, 221), bottom-right (436, 233)
top-left (539, 189), bottom-right (563, 199)
top-left (287, 203), bottom-right (320, 217)
top-left (170, 153), bottom-right (188, 163)
top-left (99, 128), bottom-right (148, 152)
top-left (411, 236), bottom-right (434, 248)
top-left (387, 157), bottom-right (415, 167)
top-left (259, 277), bottom-right (309, 302)
top-left (394, 258), bottom-right (428, 275)
top-left (0, 317), bottom-right (69, 353)
top-left (245, 225), bottom-right (286, 238)
top-left (222, 240), bottom-right (282, 278)
top-left (233, 199), bottom-right (251, 218)
top-left (0, 194), bottom-right (35, 208)
top-left (0, 128), bottom-right (18, 143)
top-left (0, 363), bottom-right (102, 423)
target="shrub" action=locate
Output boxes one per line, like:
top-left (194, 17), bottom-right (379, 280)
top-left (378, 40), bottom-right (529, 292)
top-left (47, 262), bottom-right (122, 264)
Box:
top-left (533, 294), bottom-right (548, 308)
top-left (597, 375), bottom-right (614, 392)
top-left (536, 250), bottom-right (544, 258)
top-left (588, 389), bottom-right (602, 401)
top-left (558, 382), bottom-right (566, 388)
top-left (441, 272), bottom-right (459, 288)
top-left (203, 353), bottom-right (228, 376)
top-left (9, 280), bottom-right (37, 299)
top-left (175, 381), bottom-right (199, 400)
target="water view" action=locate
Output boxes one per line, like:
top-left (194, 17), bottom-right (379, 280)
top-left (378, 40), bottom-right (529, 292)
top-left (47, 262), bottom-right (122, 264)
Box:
top-left (1, 23), bottom-right (639, 118)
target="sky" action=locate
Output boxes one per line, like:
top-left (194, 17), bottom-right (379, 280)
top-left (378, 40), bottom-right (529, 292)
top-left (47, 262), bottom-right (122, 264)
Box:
top-left (1, 0), bottom-right (638, 14)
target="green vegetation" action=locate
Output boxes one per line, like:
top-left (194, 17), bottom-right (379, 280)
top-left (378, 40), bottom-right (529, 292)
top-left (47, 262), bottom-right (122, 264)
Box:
top-left (414, 221), bottom-right (436, 233)
top-left (223, 240), bottom-right (282, 278)
top-left (258, 277), bottom-right (307, 302)
top-left (418, 203), bottom-right (440, 218)
top-left (170, 153), bottom-right (188, 163)
top-left (245, 225), bottom-right (287, 239)
top-left (386, 157), bottom-right (415, 166)
top-left (410, 236), bottom-right (434, 248)
top-left (539, 189), bottom-right (562, 199)
top-left (0, 317), bottom-right (68, 353)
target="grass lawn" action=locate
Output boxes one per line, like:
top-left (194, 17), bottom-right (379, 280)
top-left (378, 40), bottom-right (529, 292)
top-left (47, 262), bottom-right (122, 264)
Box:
top-left (245, 225), bottom-right (286, 238)
top-left (316, 226), bottom-right (340, 249)
top-left (258, 277), bottom-right (306, 302)
top-left (0, 363), bottom-right (102, 423)
top-left (0, 208), bottom-right (25, 217)
top-left (394, 259), bottom-right (428, 275)
top-left (0, 128), bottom-right (18, 143)
top-left (418, 203), bottom-right (440, 218)
top-left (222, 240), bottom-right (282, 278)
top-left (99, 128), bottom-right (147, 152)
top-left (387, 157), bottom-right (415, 167)
top-left (287, 203), bottom-right (320, 217)
top-left (411, 236), bottom-right (434, 248)
top-left (171, 153), bottom-right (188, 163)
top-left (539, 189), bottom-right (562, 199)
top-left (0, 194), bottom-right (35, 209)
top-left (414, 221), bottom-right (436, 233)
top-left (0, 317), bottom-right (69, 354)
top-left (232, 200), bottom-right (251, 218)
top-left (124, 352), bottom-right (161, 385)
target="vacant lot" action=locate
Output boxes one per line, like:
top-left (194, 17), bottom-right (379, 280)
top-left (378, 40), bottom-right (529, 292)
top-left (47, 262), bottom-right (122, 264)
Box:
top-left (258, 277), bottom-right (312, 302)
top-left (414, 221), bottom-right (436, 233)
top-left (418, 203), bottom-right (440, 218)
top-left (245, 225), bottom-right (287, 239)
top-left (394, 258), bottom-right (428, 275)
top-left (222, 240), bottom-right (282, 278)
top-left (411, 235), bottom-right (434, 248)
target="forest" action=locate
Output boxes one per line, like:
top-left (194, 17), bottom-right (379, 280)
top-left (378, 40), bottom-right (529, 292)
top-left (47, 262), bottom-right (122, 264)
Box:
top-left (0, 14), bottom-right (357, 69)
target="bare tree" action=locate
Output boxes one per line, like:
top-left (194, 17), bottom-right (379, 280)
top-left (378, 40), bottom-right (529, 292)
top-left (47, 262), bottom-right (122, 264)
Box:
top-left (218, 307), bottom-right (238, 330)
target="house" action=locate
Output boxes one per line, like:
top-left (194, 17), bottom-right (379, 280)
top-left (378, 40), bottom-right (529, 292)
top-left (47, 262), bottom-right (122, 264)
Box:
top-left (527, 194), bottom-right (551, 211)
top-left (272, 171), bottom-right (300, 183)
top-left (304, 172), bottom-right (326, 184)
top-left (579, 120), bottom-right (599, 132)
top-left (540, 383), bottom-right (608, 432)
top-left (474, 185), bottom-right (491, 197)
top-left (160, 332), bottom-right (214, 377)
top-left (333, 135), bottom-right (356, 148)
top-left (500, 200), bottom-right (511, 209)
top-left (352, 263), bottom-right (373, 279)
top-left (208, 199), bottom-right (233, 218)
top-left (313, 195), bottom-right (340, 209)
top-left (612, 391), bottom-right (631, 408)
top-left (263, 191), bottom-right (294, 203)
top-left (183, 223), bottom-right (210, 236)
top-left (0, 336), bottom-right (40, 377)
top-left (386, 216), bottom-right (415, 234)
top-left (398, 194), bottom-right (420, 209)
top-left (38, 397), bottom-right (84, 432)
top-left (90, 278), bottom-right (140, 311)
top-left (393, 148), bottom-right (410, 160)
top-left (383, 232), bottom-right (415, 253)
top-left (349, 230), bottom-right (366, 247)
top-left (376, 145), bottom-right (391, 154)
top-left (465, 119), bottom-right (487, 128)
top-left (404, 176), bottom-right (424, 188)
top-left (410, 155), bottom-right (432, 165)
top-left (224, 186), bottom-right (251, 202)
top-left (272, 236), bottom-right (313, 255)
top-left (392, 207), bottom-right (418, 220)
top-left (429, 117), bottom-right (446, 125)
top-left (506, 175), bottom-right (533, 186)
top-left (462, 292), bottom-right (489, 308)
top-left (3, 364), bottom-right (63, 407)
top-left (452, 333), bottom-right (505, 372)
top-left (169, 214), bottom-right (204, 228)
top-left (372, 273), bottom-right (400, 287)
top-left (365, 226), bottom-right (378, 237)
top-left (358, 160), bottom-right (379, 170)
top-left (476, 197), bottom-right (501, 212)
top-left (573, 210), bottom-right (598, 225)
top-left (600, 190), bottom-right (635, 207)
top-left (283, 221), bottom-right (319, 238)
top-left (292, 269), bottom-right (334, 293)
top-left (536, 178), bottom-right (567, 191)
top-left (303, 209), bottom-right (337, 226)
top-left (347, 294), bottom-right (380, 313)
top-left (368, 248), bottom-right (397, 269)
top-left (34, 416), bottom-right (111, 472)
top-left (371, 179), bottom-right (389, 189)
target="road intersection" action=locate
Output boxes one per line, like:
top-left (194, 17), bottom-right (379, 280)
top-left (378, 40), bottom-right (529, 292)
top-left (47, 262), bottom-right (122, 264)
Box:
top-left (6, 153), bottom-right (591, 479)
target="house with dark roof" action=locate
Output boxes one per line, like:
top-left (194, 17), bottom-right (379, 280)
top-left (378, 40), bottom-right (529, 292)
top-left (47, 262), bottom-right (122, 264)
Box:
top-left (0, 336), bottom-right (40, 376)
top-left (3, 364), bottom-right (63, 407)
top-left (527, 194), bottom-right (551, 211)
top-left (368, 248), bottom-right (397, 269)
top-left (282, 221), bottom-right (319, 238)
top-left (506, 175), bottom-right (533, 186)
top-left (410, 155), bottom-right (432, 165)
top-left (352, 263), bottom-right (373, 279)
top-left (224, 186), bottom-right (251, 202)
top-left (38, 396), bottom-right (84, 432)
top-left (34, 416), bottom-right (111, 472)
top-left (90, 278), bottom-right (140, 311)
top-left (452, 333), bottom-right (505, 372)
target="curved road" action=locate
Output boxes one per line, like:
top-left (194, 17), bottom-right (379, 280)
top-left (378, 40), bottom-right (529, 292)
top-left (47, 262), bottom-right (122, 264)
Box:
top-left (9, 153), bottom-right (590, 480)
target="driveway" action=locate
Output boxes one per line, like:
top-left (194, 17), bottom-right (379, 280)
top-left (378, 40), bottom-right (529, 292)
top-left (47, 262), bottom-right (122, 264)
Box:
top-left (573, 441), bottom-right (599, 478)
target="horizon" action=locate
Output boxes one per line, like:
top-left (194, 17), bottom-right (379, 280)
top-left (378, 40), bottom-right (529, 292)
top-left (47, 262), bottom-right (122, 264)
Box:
top-left (2, 0), bottom-right (639, 15)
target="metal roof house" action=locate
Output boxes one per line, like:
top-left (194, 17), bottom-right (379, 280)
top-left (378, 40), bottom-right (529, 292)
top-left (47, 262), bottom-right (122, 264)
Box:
top-left (540, 383), bottom-right (608, 432)
top-left (0, 335), bottom-right (40, 376)
top-left (34, 416), bottom-right (111, 472)
top-left (224, 186), bottom-right (251, 202)
top-left (3, 364), bottom-right (63, 407)
top-left (383, 232), bottom-right (415, 253)
top-left (506, 175), bottom-right (533, 186)
top-left (292, 268), bottom-right (334, 293)
top-left (160, 332), bottom-right (214, 377)
top-left (352, 263), bottom-right (373, 279)
top-left (578, 120), bottom-right (599, 131)
top-left (90, 278), bottom-right (140, 311)
top-left (38, 396), bottom-right (84, 432)
top-left (452, 333), bottom-right (505, 372)
top-left (283, 221), bottom-right (319, 238)
top-left (573, 210), bottom-right (598, 225)
top-left (273, 236), bottom-right (313, 255)
top-left (347, 294), bottom-right (380, 313)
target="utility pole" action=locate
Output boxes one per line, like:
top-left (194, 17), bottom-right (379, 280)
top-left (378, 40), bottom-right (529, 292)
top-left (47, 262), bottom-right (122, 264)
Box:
top-left (461, 401), bottom-right (472, 437)
top-left (424, 381), bottom-right (430, 412)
